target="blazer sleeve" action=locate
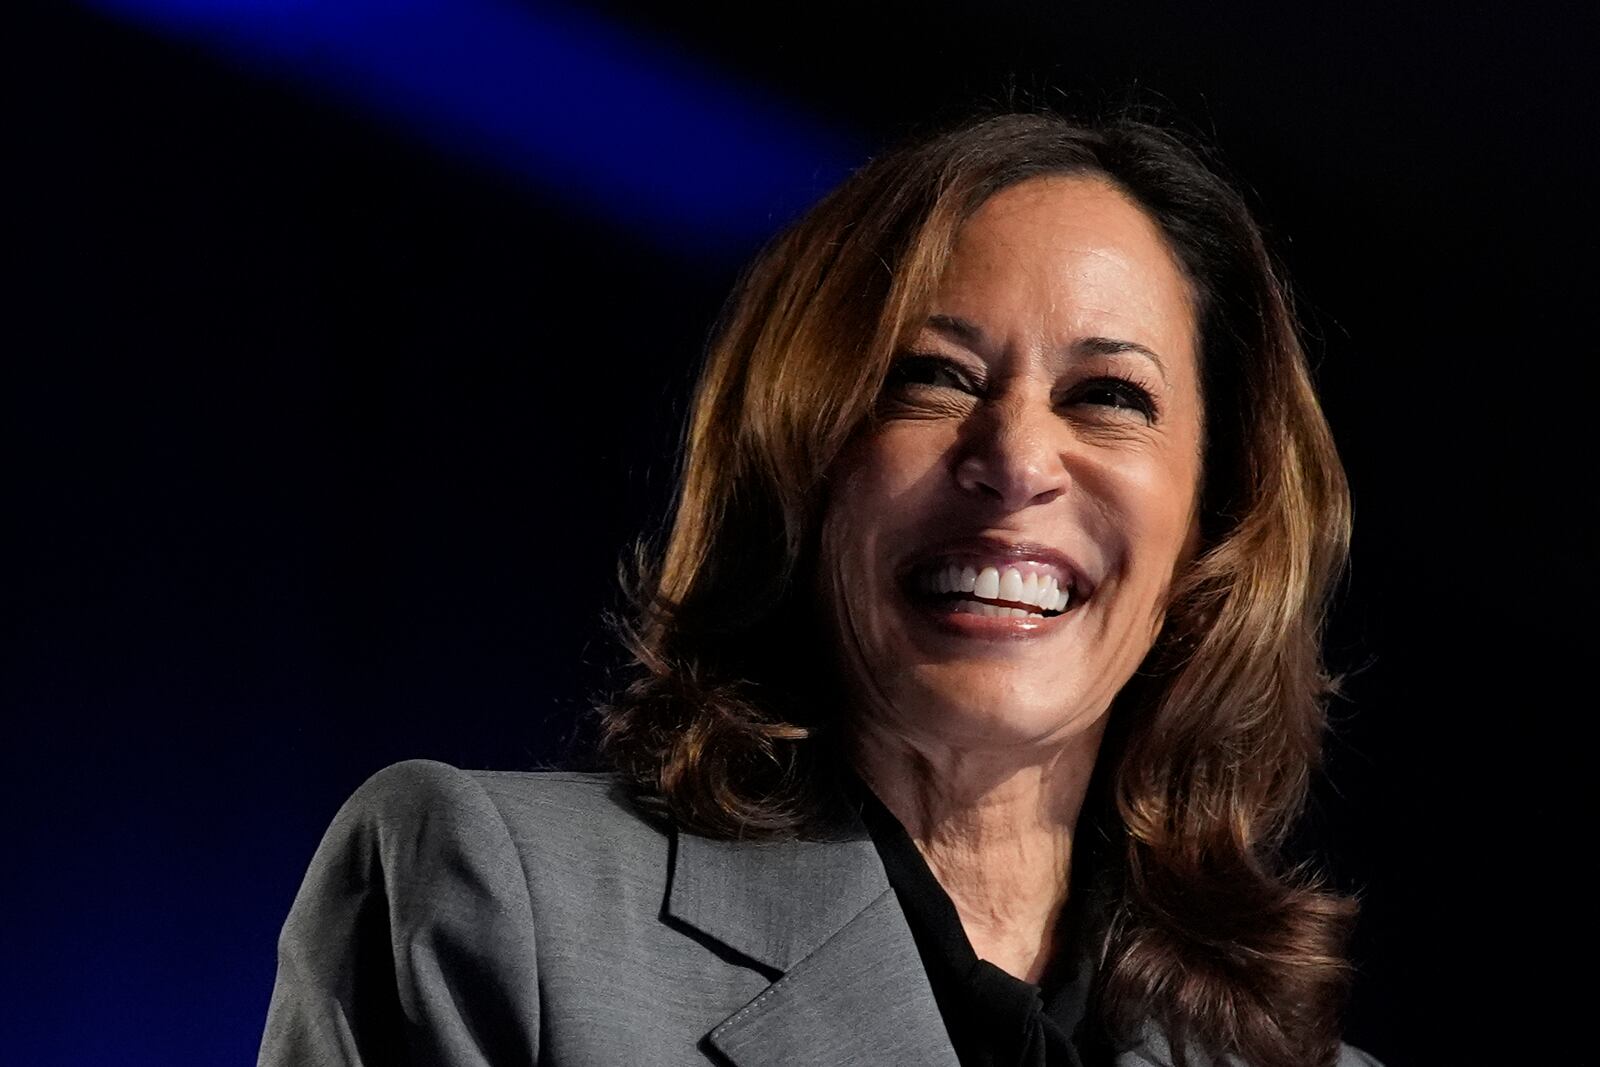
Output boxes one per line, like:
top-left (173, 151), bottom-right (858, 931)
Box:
top-left (257, 760), bottom-right (541, 1066)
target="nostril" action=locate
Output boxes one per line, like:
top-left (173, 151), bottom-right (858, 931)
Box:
top-left (955, 458), bottom-right (992, 491)
top-left (953, 456), bottom-right (1010, 502)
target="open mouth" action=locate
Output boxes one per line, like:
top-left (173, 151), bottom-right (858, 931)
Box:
top-left (907, 560), bottom-right (1082, 621)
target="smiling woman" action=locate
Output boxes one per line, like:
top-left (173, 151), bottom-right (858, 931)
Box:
top-left (820, 177), bottom-right (1206, 761)
top-left (259, 113), bottom-right (1377, 1067)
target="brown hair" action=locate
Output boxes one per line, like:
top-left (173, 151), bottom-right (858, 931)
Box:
top-left (599, 111), bottom-right (1356, 1067)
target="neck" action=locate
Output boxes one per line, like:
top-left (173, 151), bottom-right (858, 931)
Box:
top-left (852, 719), bottom-right (1106, 984)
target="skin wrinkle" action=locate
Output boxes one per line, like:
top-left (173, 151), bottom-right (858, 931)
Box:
top-left (854, 718), bottom-right (1100, 980)
top-left (819, 176), bottom-right (1206, 984)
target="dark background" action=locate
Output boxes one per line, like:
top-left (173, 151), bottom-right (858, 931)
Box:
top-left (6, 2), bottom-right (1592, 1064)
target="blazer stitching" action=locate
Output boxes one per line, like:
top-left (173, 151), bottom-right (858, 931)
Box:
top-left (710, 887), bottom-right (898, 1037)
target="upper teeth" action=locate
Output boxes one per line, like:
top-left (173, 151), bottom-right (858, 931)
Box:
top-left (922, 564), bottom-right (1071, 612)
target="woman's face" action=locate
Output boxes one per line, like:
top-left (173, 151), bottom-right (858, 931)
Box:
top-left (818, 175), bottom-right (1205, 753)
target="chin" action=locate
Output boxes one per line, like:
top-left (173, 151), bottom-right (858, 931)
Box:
top-left (891, 673), bottom-right (1109, 751)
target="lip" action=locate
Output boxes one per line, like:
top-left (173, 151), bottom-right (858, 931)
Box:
top-left (896, 534), bottom-right (1095, 641)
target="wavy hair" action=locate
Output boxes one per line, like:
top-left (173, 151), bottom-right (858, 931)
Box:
top-left (599, 111), bottom-right (1356, 1067)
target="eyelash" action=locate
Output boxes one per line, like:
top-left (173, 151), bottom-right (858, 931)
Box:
top-left (885, 355), bottom-right (978, 394)
top-left (884, 353), bottom-right (1161, 421)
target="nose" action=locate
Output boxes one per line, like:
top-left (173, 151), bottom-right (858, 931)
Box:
top-left (952, 390), bottom-right (1070, 510)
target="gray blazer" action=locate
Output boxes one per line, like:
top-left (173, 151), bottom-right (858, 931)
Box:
top-left (258, 760), bottom-right (1380, 1066)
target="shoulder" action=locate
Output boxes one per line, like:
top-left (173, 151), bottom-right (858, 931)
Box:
top-left (267, 760), bottom-right (618, 1063)
top-left (280, 760), bottom-right (671, 967)
top-left (336, 758), bottom-right (643, 837)
top-left (326, 759), bottom-right (670, 899)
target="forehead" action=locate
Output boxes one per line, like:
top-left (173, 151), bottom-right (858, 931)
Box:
top-left (931, 176), bottom-right (1198, 360)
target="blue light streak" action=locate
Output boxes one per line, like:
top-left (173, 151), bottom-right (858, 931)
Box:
top-left (80, 0), bottom-right (862, 257)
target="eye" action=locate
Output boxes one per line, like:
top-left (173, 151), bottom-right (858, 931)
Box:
top-left (1064, 375), bottom-right (1159, 421)
top-left (883, 354), bottom-right (981, 395)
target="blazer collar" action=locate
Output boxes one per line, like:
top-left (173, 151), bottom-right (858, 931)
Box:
top-left (666, 819), bottom-right (888, 973)
top-left (666, 814), bottom-right (962, 1067)
top-left (665, 810), bottom-right (1177, 1067)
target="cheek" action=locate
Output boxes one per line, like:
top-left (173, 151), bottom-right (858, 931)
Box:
top-left (816, 451), bottom-right (884, 615)
top-left (1151, 458), bottom-right (1203, 555)
top-left (818, 432), bottom-right (945, 611)
top-left (829, 429), bottom-right (945, 539)
top-left (1098, 446), bottom-right (1204, 590)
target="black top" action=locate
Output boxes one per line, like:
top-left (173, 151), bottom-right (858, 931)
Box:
top-left (855, 781), bottom-right (1108, 1067)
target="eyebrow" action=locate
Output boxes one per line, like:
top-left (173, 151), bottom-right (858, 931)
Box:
top-left (1074, 336), bottom-right (1168, 383)
top-left (924, 313), bottom-right (1169, 383)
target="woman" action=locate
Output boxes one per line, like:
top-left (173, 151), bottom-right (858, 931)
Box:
top-left (259, 112), bottom-right (1380, 1067)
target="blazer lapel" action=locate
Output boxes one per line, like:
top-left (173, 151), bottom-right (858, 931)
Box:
top-left (666, 822), bottom-right (960, 1067)
top-left (707, 890), bottom-right (961, 1067)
